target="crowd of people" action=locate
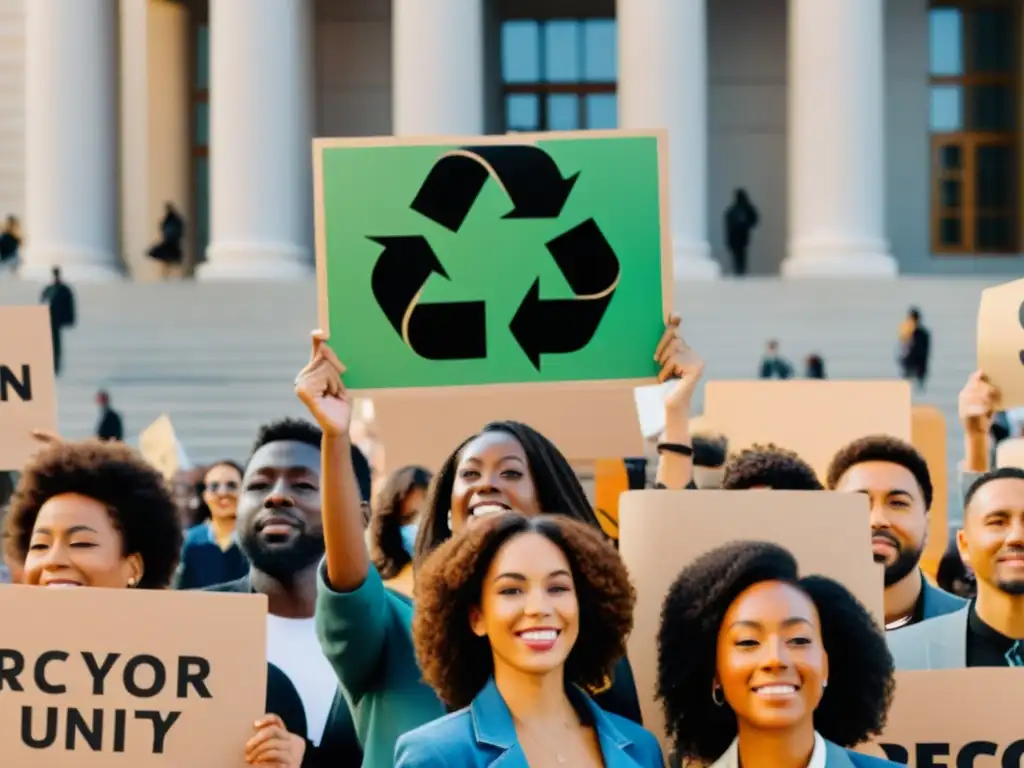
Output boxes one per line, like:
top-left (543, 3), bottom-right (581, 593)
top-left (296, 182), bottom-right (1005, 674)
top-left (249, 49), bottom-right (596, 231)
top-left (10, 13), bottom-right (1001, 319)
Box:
top-left (0, 311), bottom-right (1019, 768)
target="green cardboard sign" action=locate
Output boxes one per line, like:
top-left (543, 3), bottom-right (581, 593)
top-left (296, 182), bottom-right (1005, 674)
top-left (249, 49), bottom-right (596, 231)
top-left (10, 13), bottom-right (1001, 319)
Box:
top-left (314, 131), bottom-right (669, 391)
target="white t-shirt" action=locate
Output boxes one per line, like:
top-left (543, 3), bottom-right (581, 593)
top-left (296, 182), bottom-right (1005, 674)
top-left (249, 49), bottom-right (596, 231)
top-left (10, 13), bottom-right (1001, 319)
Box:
top-left (265, 615), bottom-right (338, 746)
top-left (710, 731), bottom-right (827, 768)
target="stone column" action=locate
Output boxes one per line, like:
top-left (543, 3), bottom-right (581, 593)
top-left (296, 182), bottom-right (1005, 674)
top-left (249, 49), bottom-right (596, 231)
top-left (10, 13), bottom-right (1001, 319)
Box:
top-left (201, 0), bottom-right (313, 280)
top-left (617, 0), bottom-right (720, 280)
top-left (24, 0), bottom-right (120, 280)
top-left (392, 0), bottom-right (484, 135)
top-left (783, 0), bottom-right (897, 277)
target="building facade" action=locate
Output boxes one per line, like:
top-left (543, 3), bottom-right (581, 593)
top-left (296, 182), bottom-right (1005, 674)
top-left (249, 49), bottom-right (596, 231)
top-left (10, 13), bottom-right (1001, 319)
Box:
top-left (2, 0), bottom-right (1022, 280)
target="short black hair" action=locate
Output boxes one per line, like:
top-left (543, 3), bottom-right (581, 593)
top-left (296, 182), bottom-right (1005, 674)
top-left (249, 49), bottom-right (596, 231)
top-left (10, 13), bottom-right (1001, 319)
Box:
top-left (692, 434), bottom-right (728, 468)
top-left (657, 540), bottom-right (894, 762)
top-left (3, 440), bottom-right (183, 588)
top-left (249, 418), bottom-right (372, 503)
top-left (964, 466), bottom-right (1024, 509)
top-left (415, 421), bottom-right (602, 563)
top-left (721, 444), bottom-right (823, 491)
top-left (826, 434), bottom-right (933, 510)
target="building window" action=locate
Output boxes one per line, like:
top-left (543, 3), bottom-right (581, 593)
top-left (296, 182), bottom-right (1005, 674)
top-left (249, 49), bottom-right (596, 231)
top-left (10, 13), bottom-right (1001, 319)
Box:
top-left (500, 18), bottom-right (617, 132)
top-left (929, 1), bottom-right (1020, 254)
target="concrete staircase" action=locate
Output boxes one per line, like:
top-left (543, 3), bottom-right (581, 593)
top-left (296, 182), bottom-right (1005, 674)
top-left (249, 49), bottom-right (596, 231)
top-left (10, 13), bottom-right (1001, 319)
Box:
top-left (0, 275), bottom-right (1003, 524)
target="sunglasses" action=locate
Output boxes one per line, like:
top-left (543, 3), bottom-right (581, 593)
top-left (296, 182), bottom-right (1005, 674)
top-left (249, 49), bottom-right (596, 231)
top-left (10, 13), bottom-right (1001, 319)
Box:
top-left (205, 481), bottom-right (239, 494)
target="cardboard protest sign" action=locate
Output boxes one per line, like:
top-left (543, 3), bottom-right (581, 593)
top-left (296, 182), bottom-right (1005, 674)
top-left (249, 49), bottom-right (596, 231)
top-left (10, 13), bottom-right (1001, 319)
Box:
top-left (618, 490), bottom-right (882, 754)
top-left (593, 458), bottom-right (629, 539)
top-left (977, 277), bottom-right (1024, 409)
top-left (911, 405), bottom-right (948, 580)
top-left (0, 306), bottom-right (57, 471)
top-left (703, 380), bottom-right (912, 479)
top-left (0, 585), bottom-right (266, 767)
top-left (313, 129), bottom-right (672, 470)
top-left (856, 669), bottom-right (1024, 766)
top-left (996, 436), bottom-right (1024, 469)
top-left (138, 415), bottom-right (191, 483)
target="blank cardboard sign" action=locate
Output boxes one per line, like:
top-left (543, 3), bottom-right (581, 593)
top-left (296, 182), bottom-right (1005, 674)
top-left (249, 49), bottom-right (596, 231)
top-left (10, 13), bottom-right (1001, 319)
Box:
top-left (856, 669), bottom-right (1024, 766)
top-left (0, 585), bottom-right (267, 767)
top-left (996, 437), bottom-right (1024, 469)
top-left (0, 306), bottom-right (57, 470)
top-left (618, 490), bottom-right (882, 754)
top-left (911, 405), bottom-right (948, 580)
top-left (703, 380), bottom-right (912, 479)
top-left (977, 277), bottom-right (1024, 410)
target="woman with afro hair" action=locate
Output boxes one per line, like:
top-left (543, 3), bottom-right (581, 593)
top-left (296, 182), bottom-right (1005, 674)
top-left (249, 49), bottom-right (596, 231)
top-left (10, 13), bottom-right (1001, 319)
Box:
top-left (656, 540), bottom-right (900, 768)
top-left (3, 439), bottom-right (305, 767)
top-left (395, 512), bottom-right (663, 767)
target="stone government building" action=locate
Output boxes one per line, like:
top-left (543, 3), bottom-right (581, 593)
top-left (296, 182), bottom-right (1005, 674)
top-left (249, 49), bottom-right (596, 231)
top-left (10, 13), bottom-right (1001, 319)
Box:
top-left (1, 0), bottom-right (1021, 281)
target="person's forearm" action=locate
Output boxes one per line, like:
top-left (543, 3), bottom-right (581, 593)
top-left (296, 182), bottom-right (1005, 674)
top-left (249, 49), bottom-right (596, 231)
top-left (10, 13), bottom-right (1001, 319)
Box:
top-left (655, 408), bottom-right (693, 490)
top-left (964, 430), bottom-right (990, 473)
top-left (321, 434), bottom-right (370, 591)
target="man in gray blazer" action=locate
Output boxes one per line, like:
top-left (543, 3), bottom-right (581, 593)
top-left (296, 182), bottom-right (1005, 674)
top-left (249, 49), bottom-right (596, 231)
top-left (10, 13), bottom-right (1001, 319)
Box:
top-left (889, 467), bottom-right (1024, 669)
top-left (827, 435), bottom-right (966, 631)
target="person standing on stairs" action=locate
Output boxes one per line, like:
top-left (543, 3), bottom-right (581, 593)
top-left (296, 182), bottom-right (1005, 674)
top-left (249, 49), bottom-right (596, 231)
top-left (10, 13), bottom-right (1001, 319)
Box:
top-left (724, 188), bottom-right (759, 276)
top-left (39, 266), bottom-right (75, 376)
top-left (94, 390), bottom-right (124, 441)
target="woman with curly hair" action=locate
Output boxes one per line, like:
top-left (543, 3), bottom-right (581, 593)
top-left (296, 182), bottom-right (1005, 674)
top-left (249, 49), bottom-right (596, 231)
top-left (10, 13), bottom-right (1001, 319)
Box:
top-left (367, 465), bottom-right (431, 600)
top-left (396, 512), bottom-right (662, 767)
top-left (3, 439), bottom-right (303, 767)
top-left (657, 541), bottom-right (900, 768)
top-left (294, 323), bottom-right (700, 767)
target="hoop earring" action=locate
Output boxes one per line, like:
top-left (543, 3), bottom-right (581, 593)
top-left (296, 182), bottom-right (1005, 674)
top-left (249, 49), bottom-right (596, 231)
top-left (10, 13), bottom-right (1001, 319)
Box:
top-left (712, 684), bottom-right (725, 707)
top-left (446, 510), bottom-right (453, 531)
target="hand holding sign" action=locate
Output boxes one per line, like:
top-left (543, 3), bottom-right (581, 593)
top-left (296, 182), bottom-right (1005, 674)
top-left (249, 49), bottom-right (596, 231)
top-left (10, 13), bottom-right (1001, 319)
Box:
top-left (295, 330), bottom-right (352, 438)
top-left (656, 314), bottom-right (705, 414)
top-left (977, 277), bottom-right (1024, 409)
top-left (244, 714), bottom-right (305, 766)
top-left (958, 370), bottom-right (999, 434)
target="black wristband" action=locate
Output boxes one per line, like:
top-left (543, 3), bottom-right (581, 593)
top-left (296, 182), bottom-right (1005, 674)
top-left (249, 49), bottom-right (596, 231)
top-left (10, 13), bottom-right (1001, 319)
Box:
top-left (657, 442), bottom-right (693, 457)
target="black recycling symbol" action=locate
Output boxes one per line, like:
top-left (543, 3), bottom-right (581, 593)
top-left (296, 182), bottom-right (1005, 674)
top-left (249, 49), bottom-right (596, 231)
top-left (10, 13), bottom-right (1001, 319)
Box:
top-left (370, 145), bottom-right (620, 370)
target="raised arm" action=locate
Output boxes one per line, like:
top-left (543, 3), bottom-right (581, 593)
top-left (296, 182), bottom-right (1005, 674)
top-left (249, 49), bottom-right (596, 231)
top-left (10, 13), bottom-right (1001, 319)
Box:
top-left (654, 314), bottom-right (703, 490)
top-left (958, 370), bottom-right (999, 505)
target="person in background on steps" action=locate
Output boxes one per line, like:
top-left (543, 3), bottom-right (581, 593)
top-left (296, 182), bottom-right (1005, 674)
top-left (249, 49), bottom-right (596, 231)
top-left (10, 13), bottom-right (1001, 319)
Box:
top-left (724, 188), bottom-right (759, 276)
top-left (759, 339), bottom-right (793, 380)
top-left (147, 202), bottom-right (186, 279)
top-left (805, 353), bottom-right (826, 379)
top-left (95, 390), bottom-right (124, 442)
top-left (0, 215), bottom-right (21, 274)
top-left (40, 266), bottom-right (75, 376)
top-left (898, 307), bottom-right (930, 391)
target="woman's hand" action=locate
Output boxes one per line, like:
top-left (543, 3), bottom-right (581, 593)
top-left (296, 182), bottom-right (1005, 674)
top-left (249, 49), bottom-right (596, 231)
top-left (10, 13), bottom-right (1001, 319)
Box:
top-left (655, 314), bottom-right (705, 417)
top-left (295, 330), bottom-right (352, 438)
top-left (244, 714), bottom-right (306, 766)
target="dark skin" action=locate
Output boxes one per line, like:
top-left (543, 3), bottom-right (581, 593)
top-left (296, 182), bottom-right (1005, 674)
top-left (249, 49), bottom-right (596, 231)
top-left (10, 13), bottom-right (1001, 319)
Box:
top-left (237, 440), bottom-right (323, 618)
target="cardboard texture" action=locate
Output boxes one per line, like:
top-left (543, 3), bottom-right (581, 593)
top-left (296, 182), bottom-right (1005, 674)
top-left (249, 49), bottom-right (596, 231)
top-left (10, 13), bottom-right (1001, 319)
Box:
top-left (977, 277), bottom-right (1024, 409)
top-left (0, 585), bottom-right (267, 767)
top-left (593, 458), bottom-right (629, 539)
top-left (138, 415), bottom-right (190, 482)
top-left (313, 129), bottom-right (674, 470)
top-left (911, 405), bottom-right (948, 580)
top-left (0, 306), bottom-right (57, 470)
top-left (996, 436), bottom-right (1024, 469)
top-left (618, 490), bottom-right (882, 754)
top-left (703, 380), bottom-right (912, 479)
top-left (857, 669), bottom-right (1024, 766)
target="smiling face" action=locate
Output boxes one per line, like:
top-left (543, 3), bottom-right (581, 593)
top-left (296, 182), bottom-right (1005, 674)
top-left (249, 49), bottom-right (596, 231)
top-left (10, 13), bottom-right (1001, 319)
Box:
top-left (960, 476), bottom-right (1024, 595)
top-left (470, 531), bottom-right (579, 678)
top-left (23, 493), bottom-right (142, 588)
top-left (450, 432), bottom-right (541, 532)
top-left (202, 463), bottom-right (242, 523)
top-left (716, 581), bottom-right (827, 733)
top-left (236, 440), bottom-right (325, 581)
top-left (834, 461), bottom-right (927, 587)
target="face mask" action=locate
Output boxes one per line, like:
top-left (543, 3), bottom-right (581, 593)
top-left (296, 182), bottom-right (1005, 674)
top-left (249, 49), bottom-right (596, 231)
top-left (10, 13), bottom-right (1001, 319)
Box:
top-left (400, 523), bottom-right (419, 558)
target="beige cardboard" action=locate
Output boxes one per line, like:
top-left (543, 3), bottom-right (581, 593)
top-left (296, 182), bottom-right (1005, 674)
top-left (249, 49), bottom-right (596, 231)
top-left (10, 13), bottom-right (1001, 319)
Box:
top-left (619, 490), bottom-right (882, 754)
top-left (911, 405), bottom-right (948, 580)
top-left (857, 669), bottom-right (1024, 765)
top-left (996, 436), bottom-right (1024, 469)
top-left (138, 415), bottom-right (189, 482)
top-left (0, 306), bottom-right (57, 471)
top-left (977, 277), bottom-right (1024, 410)
top-left (0, 585), bottom-right (266, 767)
top-left (313, 130), bottom-right (673, 470)
top-left (703, 380), bottom-right (912, 480)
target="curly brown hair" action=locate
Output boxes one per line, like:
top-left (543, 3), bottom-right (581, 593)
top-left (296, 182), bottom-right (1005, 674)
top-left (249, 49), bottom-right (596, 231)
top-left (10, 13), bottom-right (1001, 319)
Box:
top-left (3, 439), bottom-right (183, 589)
top-left (722, 443), bottom-right (822, 491)
top-left (413, 513), bottom-right (636, 710)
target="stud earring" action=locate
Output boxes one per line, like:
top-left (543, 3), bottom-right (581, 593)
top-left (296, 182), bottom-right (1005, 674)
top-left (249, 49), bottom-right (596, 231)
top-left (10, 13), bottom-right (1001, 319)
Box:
top-left (823, 679), bottom-right (828, 689)
top-left (127, 577), bottom-right (137, 588)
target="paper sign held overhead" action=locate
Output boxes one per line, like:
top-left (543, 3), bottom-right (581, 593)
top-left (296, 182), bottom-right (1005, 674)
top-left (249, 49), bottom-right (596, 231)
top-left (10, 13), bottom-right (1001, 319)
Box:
top-left (138, 415), bottom-right (190, 482)
top-left (0, 306), bottom-right (57, 471)
top-left (0, 586), bottom-right (266, 767)
top-left (313, 129), bottom-right (673, 469)
top-left (977, 277), bottom-right (1024, 409)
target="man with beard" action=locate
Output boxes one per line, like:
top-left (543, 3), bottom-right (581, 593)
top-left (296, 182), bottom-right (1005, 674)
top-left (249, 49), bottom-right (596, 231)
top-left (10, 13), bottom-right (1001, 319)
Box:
top-left (205, 419), bottom-right (372, 766)
top-left (888, 467), bottom-right (1024, 668)
top-left (827, 435), bottom-right (965, 630)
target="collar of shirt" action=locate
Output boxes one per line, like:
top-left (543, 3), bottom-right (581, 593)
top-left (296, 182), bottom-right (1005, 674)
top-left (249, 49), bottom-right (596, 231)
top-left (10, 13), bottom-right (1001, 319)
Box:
top-left (968, 600), bottom-right (1024, 663)
top-left (199, 521), bottom-right (239, 548)
top-left (710, 731), bottom-right (827, 768)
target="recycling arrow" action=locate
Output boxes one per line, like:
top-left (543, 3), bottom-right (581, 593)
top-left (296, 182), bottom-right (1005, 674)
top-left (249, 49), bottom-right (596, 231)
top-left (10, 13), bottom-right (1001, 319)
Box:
top-left (509, 218), bottom-right (620, 371)
top-left (369, 235), bottom-right (486, 360)
top-left (410, 145), bottom-right (579, 233)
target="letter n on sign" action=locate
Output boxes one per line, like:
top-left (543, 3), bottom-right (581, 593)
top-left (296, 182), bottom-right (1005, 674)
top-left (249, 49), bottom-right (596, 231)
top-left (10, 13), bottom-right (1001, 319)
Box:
top-left (0, 306), bottom-right (57, 470)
